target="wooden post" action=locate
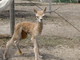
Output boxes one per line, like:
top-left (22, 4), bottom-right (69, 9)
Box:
top-left (49, 0), bottom-right (52, 14)
top-left (10, 0), bottom-right (15, 36)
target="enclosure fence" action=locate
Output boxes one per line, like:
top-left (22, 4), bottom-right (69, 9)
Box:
top-left (0, 0), bottom-right (80, 38)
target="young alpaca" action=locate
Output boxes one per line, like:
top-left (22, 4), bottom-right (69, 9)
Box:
top-left (3, 7), bottom-right (46, 60)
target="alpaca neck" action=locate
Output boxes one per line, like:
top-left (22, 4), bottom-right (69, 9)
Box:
top-left (37, 20), bottom-right (43, 27)
top-left (36, 20), bottom-right (43, 34)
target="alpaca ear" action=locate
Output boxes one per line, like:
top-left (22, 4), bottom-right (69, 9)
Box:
top-left (44, 7), bottom-right (47, 13)
top-left (34, 9), bottom-right (37, 13)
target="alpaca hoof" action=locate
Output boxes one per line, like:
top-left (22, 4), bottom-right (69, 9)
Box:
top-left (16, 51), bottom-right (23, 55)
top-left (3, 55), bottom-right (7, 60)
top-left (39, 55), bottom-right (43, 59)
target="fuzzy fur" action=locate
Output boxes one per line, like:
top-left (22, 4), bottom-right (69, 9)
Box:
top-left (14, 21), bottom-right (43, 39)
top-left (3, 7), bottom-right (46, 60)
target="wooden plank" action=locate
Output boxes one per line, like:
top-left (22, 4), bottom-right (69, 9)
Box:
top-left (0, 34), bottom-right (11, 39)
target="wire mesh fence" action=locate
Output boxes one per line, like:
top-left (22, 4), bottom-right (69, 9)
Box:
top-left (0, 0), bottom-right (80, 37)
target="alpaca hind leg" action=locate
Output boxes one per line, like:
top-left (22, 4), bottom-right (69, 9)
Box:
top-left (3, 39), bottom-right (14, 59)
top-left (13, 27), bottom-right (23, 55)
top-left (14, 40), bottom-right (23, 55)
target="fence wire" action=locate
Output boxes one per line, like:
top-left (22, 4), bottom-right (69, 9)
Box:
top-left (30, 1), bottom-right (80, 33)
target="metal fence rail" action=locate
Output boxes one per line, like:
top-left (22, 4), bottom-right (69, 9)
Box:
top-left (40, 0), bottom-right (78, 3)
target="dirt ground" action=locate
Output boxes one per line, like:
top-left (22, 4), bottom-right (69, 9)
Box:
top-left (0, 3), bottom-right (80, 60)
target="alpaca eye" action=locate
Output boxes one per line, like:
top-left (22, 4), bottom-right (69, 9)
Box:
top-left (43, 16), bottom-right (45, 18)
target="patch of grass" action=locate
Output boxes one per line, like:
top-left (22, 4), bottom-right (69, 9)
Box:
top-left (19, 35), bottom-right (80, 48)
top-left (38, 36), bottom-right (72, 47)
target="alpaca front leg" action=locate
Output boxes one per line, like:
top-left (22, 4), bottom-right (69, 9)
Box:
top-left (34, 39), bottom-right (39, 60)
top-left (31, 37), bottom-right (40, 60)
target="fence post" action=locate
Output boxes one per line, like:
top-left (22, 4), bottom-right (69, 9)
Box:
top-left (77, 0), bottom-right (78, 3)
top-left (49, 0), bottom-right (52, 14)
top-left (59, 0), bottom-right (61, 3)
top-left (10, 0), bottom-right (15, 36)
top-left (70, 0), bottom-right (72, 3)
